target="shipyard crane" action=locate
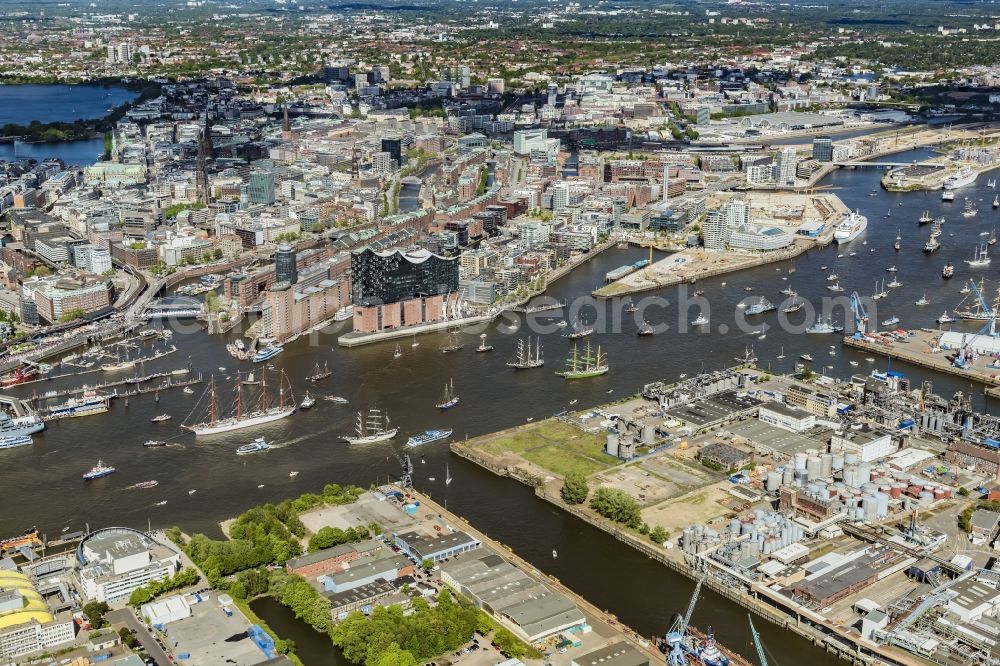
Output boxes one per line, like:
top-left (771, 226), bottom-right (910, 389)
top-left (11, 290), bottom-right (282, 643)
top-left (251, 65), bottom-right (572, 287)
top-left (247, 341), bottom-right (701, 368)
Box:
top-left (666, 576), bottom-right (704, 666)
top-left (748, 615), bottom-right (769, 666)
top-left (850, 291), bottom-right (868, 336)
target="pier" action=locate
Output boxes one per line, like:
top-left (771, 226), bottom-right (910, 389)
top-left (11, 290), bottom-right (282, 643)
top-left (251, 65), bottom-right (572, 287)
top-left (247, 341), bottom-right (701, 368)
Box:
top-left (840, 330), bottom-right (1000, 391)
top-left (28, 368), bottom-right (200, 403)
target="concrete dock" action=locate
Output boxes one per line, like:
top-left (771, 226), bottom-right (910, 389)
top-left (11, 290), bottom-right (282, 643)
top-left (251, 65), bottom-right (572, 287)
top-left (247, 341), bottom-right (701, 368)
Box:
top-left (841, 329), bottom-right (1000, 392)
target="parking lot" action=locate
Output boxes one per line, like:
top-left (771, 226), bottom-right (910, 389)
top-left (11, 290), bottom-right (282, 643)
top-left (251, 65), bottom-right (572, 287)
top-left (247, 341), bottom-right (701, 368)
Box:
top-left (161, 596), bottom-right (271, 666)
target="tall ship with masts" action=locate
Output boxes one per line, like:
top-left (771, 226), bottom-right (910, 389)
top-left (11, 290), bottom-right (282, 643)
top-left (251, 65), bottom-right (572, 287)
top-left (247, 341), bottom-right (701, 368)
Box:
top-left (342, 407), bottom-right (398, 444)
top-left (507, 338), bottom-right (544, 369)
top-left (182, 370), bottom-right (295, 436)
top-left (556, 341), bottom-right (608, 379)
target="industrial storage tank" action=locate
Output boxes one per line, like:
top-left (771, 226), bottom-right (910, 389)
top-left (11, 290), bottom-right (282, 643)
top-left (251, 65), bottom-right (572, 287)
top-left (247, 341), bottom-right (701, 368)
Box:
top-left (862, 495), bottom-right (877, 518)
top-left (854, 506), bottom-right (865, 522)
top-left (606, 433), bottom-right (620, 457)
top-left (844, 453), bottom-right (859, 466)
top-left (843, 466), bottom-right (858, 488)
top-left (782, 466), bottom-right (794, 485)
top-left (858, 463), bottom-right (872, 484)
top-left (832, 454), bottom-right (845, 471)
top-left (641, 425), bottom-right (655, 444)
top-left (807, 456), bottom-right (822, 480)
top-left (820, 454), bottom-right (833, 478)
top-left (730, 518), bottom-right (742, 535)
top-left (794, 452), bottom-right (809, 470)
top-left (766, 472), bottom-right (783, 492)
top-left (875, 492), bottom-right (890, 518)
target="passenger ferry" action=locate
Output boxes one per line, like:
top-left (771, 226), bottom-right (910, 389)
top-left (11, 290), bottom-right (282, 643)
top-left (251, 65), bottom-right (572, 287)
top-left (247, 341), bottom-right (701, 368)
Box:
top-left (406, 429), bottom-right (454, 448)
top-left (944, 166), bottom-right (977, 190)
top-left (83, 460), bottom-right (116, 480)
top-left (236, 438), bottom-right (270, 455)
top-left (0, 435), bottom-right (32, 450)
top-left (833, 210), bottom-right (868, 244)
top-left (253, 343), bottom-right (284, 363)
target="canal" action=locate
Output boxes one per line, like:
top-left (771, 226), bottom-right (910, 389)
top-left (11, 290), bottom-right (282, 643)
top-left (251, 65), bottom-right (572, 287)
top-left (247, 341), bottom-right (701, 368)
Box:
top-left (1, 145), bottom-right (991, 664)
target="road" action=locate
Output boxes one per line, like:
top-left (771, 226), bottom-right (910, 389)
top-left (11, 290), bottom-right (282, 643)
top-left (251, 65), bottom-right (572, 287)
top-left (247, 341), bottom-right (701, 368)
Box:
top-left (108, 607), bottom-right (172, 666)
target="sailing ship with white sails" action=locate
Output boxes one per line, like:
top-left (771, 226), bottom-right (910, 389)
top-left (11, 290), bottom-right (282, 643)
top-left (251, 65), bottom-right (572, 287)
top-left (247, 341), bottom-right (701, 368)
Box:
top-left (342, 408), bottom-right (398, 444)
top-left (507, 338), bottom-right (544, 369)
top-left (182, 370), bottom-right (295, 436)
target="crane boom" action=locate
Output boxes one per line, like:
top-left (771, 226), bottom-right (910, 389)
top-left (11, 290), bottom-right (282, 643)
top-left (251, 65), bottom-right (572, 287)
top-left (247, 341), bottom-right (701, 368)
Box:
top-left (850, 291), bottom-right (868, 336)
top-left (748, 614), bottom-right (768, 666)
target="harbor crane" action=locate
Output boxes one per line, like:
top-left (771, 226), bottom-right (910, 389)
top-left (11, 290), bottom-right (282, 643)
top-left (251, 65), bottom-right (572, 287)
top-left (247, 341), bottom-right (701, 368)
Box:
top-left (850, 291), bottom-right (868, 336)
top-left (748, 614), bottom-right (769, 666)
top-left (666, 576), bottom-right (704, 666)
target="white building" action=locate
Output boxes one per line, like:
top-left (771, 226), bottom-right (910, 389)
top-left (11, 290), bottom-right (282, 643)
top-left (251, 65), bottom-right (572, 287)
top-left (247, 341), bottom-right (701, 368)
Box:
top-left (518, 221), bottom-right (551, 247)
top-left (73, 245), bottom-right (112, 274)
top-left (758, 404), bottom-right (815, 433)
top-left (703, 199), bottom-right (751, 251)
top-left (728, 224), bottom-right (794, 251)
top-left (106, 43), bottom-right (133, 65)
top-left (945, 578), bottom-right (1000, 623)
top-left (370, 151), bottom-right (393, 174)
top-left (78, 529), bottom-right (181, 604)
top-left (777, 148), bottom-right (798, 187)
top-left (830, 427), bottom-right (894, 463)
top-left (141, 594), bottom-right (192, 626)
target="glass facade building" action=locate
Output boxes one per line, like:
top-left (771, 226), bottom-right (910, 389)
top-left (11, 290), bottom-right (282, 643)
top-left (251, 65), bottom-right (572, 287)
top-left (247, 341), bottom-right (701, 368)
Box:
top-left (351, 248), bottom-right (459, 306)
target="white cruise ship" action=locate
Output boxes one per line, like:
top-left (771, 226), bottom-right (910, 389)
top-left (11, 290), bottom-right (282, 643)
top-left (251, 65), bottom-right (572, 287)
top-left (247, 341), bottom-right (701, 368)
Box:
top-left (943, 166), bottom-right (977, 190)
top-left (833, 210), bottom-right (868, 244)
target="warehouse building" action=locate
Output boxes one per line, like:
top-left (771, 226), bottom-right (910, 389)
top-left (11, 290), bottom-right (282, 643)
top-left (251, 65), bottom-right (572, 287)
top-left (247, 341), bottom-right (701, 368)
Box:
top-left (441, 549), bottom-right (585, 643)
top-left (0, 568), bottom-right (76, 660)
top-left (77, 528), bottom-right (182, 604)
top-left (393, 530), bottom-right (480, 563)
top-left (758, 403), bottom-right (815, 433)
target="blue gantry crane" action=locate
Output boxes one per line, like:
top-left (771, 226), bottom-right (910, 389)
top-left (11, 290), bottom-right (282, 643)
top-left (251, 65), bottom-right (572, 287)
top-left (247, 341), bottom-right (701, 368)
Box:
top-left (666, 576), bottom-right (704, 665)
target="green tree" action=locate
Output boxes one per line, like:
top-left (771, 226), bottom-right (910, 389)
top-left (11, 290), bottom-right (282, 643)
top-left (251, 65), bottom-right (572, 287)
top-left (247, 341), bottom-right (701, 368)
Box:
top-left (420, 558), bottom-right (435, 571)
top-left (590, 487), bottom-right (643, 529)
top-left (649, 526), bottom-right (669, 544)
top-left (83, 601), bottom-right (110, 628)
top-left (371, 642), bottom-right (418, 666)
top-left (560, 472), bottom-right (589, 504)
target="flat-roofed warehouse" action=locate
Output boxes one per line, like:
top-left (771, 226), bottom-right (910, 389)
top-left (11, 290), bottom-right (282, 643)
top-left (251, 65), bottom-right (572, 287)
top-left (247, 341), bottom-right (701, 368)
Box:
top-left (739, 112), bottom-right (844, 131)
top-left (440, 550), bottom-right (585, 643)
top-left (726, 419), bottom-right (827, 462)
top-left (665, 391), bottom-right (761, 430)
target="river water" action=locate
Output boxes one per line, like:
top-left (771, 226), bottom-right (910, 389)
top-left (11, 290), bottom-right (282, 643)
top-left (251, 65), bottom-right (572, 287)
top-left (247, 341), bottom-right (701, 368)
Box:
top-left (0, 84), bottom-right (138, 125)
top-left (1, 146), bottom-right (993, 664)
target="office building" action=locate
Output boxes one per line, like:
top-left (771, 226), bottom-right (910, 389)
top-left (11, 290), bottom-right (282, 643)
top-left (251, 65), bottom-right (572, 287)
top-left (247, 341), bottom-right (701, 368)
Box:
top-left (371, 152), bottom-right (393, 174)
top-left (246, 171), bottom-right (275, 206)
top-left (105, 42), bottom-right (132, 65)
top-left (77, 528), bottom-right (182, 604)
top-left (274, 243), bottom-right (297, 285)
top-left (812, 136), bottom-right (834, 162)
top-left (380, 138), bottom-right (402, 167)
top-left (777, 148), bottom-right (798, 187)
top-left (25, 276), bottom-right (113, 324)
top-left (260, 278), bottom-right (349, 342)
top-left (758, 404), bottom-right (816, 433)
top-left (728, 224), bottom-right (793, 252)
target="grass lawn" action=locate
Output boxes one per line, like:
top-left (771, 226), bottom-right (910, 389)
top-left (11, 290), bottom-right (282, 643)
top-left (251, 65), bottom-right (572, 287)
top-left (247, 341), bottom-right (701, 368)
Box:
top-left (476, 419), bottom-right (615, 478)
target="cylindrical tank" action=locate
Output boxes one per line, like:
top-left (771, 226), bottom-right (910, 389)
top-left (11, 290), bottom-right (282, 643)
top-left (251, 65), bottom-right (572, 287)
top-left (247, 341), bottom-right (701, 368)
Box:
top-left (794, 470), bottom-right (808, 486)
top-left (767, 472), bottom-right (782, 492)
top-left (794, 452), bottom-right (808, 470)
top-left (844, 466), bottom-right (858, 488)
top-left (854, 506), bottom-right (865, 522)
top-left (934, 489), bottom-right (946, 500)
top-left (782, 466), bottom-right (794, 485)
top-left (606, 433), bottom-right (620, 457)
top-left (730, 518), bottom-right (742, 535)
top-left (862, 495), bottom-right (878, 518)
top-left (641, 425), bottom-right (655, 444)
top-left (820, 454), bottom-right (833, 478)
top-left (807, 456), bottom-right (822, 480)
top-left (858, 463), bottom-right (872, 484)
top-left (832, 454), bottom-right (845, 471)
top-left (919, 491), bottom-right (934, 504)
top-left (845, 453), bottom-right (859, 466)
top-left (889, 484), bottom-right (902, 499)
top-left (875, 492), bottom-right (890, 518)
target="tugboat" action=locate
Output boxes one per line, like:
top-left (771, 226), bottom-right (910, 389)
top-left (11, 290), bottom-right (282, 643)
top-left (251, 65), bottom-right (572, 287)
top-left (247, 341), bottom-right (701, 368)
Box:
top-left (806, 317), bottom-right (843, 334)
top-left (915, 294), bottom-right (929, 306)
top-left (300, 391), bottom-right (316, 410)
top-left (894, 232), bottom-right (901, 251)
top-left (83, 460), bottom-right (116, 480)
top-left (637, 321), bottom-right (655, 336)
top-left (691, 313), bottom-right (709, 326)
top-left (881, 315), bottom-right (900, 327)
top-left (476, 334), bottom-right (494, 352)
top-left (942, 263), bottom-right (955, 279)
top-left (937, 311), bottom-right (957, 324)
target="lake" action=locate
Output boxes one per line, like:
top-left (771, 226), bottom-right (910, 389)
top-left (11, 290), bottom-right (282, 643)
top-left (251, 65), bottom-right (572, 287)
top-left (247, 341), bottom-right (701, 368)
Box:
top-left (0, 84), bottom-right (138, 126)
